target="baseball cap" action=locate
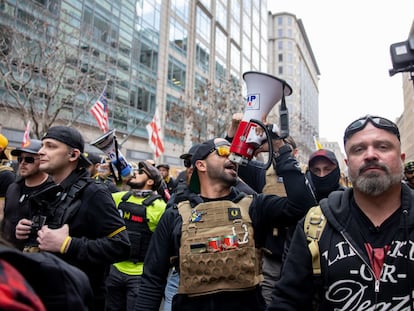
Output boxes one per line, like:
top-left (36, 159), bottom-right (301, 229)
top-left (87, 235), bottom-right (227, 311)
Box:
top-left (42, 126), bottom-right (91, 166)
top-left (83, 152), bottom-right (103, 165)
top-left (189, 138), bottom-right (231, 193)
top-left (308, 149), bottom-right (338, 167)
top-left (156, 163), bottom-right (170, 170)
top-left (139, 161), bottom-right (162, 190)
top-left (179, 144), bottom-right (201, 160)
top-left (11, 140), bottom-right (42, 156)
top-left (405, 160), bottom-right (414, 173)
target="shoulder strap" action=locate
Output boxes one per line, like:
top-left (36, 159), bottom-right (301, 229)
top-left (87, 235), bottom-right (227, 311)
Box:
top-left (304, 205), bottom-right (327, 275)
top-left (142, 194), bottom-right (162, 206)
top-left (60, 178), bottom-right (92, 224)
top-left (121, 191), bottom-right (133, 202)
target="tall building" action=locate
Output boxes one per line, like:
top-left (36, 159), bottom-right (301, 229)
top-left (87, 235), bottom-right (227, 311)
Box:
top-left (267, 12), bottom-right (320, 165)
top-left (0, 0), bottom-right (268, 169)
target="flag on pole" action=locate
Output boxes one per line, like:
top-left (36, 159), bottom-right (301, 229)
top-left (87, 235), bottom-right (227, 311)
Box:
top-left (90, 87), bottom-right (109, 133)
top-left (146, 108), bottom-right (165, 158)
top-left (21, 121), bottom-right (31, 147)
top-left (313, 136), bottom-right (323, 150)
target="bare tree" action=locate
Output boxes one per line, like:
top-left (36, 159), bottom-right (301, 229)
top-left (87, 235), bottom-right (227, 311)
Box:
top-left (0, 20), bottom-right (105, 138)
top-left (166, 77), bottom-right (244, 145)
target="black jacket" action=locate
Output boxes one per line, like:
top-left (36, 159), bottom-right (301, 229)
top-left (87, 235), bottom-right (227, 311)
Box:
top-left (35, 169), bottom-right (130, 308)
top-left (268, 185), bottom-right (414, 310)
top-left (2, 176), bottom-right (54, 250)
top-left (135, 148), bottom-right (316, 311)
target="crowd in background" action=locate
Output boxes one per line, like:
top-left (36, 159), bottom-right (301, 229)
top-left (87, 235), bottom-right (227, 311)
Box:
top-left (1, 113), bottom-right (414, 310)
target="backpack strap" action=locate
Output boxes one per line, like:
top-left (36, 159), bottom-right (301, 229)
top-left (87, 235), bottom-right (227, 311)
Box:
top-left (304, 205), bottom-right (326, 275)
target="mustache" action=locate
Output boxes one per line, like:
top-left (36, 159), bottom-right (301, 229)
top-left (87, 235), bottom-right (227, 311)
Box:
top-left (358, 161), bottom-right (389, 175)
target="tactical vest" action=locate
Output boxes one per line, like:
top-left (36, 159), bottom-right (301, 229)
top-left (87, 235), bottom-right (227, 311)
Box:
top-left (177, 196), bottom-right (263, 296)
top-left (119, 192), bottom-right (161, 262)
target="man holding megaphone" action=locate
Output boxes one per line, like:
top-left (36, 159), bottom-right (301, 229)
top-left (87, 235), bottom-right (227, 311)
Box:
top-left (135, 134), bottom-right (316, 311)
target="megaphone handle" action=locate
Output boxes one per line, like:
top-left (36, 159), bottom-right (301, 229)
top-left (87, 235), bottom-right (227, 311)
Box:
top-left (249, 119), bottom-right (273, 170)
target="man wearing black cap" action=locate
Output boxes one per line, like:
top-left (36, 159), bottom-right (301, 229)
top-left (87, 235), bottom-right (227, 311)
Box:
top-left (105, 161), bottom-right (166, 311)
top-left (14, 125), bottom-right (130, 310)
top-left (269, 115), bottom-right (413, 310)
top-left (135, 137), bottom-right (316, 311)
top-left (306, 148), bottom-right (345, 202)
top-left (2, 140), bottom-right (53, 249)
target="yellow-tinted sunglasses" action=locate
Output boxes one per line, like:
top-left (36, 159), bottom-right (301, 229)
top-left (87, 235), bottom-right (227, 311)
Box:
top-left (208, 144), bottom-right (231, 158)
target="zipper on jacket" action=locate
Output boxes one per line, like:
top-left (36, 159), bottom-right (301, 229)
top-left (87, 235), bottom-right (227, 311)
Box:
top-left (340, 231), bottom-right (380, 293)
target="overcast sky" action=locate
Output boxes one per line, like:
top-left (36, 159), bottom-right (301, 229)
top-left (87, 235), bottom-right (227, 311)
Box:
top-left (267, 1), bottom-right (414, 150)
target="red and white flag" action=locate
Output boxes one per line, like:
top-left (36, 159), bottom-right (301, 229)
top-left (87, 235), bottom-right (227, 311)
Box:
top-left (146, 108), bottom-right (165, 158)
top-left (90, 87), bottom-right (109, 133)
top-left (21, 121), bottom-right (31, 147)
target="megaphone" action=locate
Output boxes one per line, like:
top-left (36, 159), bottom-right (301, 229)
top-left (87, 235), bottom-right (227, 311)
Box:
top-left (229, 71), bottom-right (292, 169)
top-left (90, 129), bottom-right (132, 178)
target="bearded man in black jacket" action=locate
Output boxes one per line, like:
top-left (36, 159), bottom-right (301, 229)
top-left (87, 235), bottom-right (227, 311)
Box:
top-left (135, 136), bottom-right (316, 311)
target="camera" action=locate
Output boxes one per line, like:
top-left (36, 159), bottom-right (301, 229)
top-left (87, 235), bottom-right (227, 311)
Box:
top-left (389, 36), bottom-right (414, 76)
top-left (30, 215), bottom-right (46, 236)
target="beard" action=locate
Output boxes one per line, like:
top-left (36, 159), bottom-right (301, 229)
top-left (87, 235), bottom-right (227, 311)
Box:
top-left (350, 160), bottom-right (403, 196)
top-left (127, 179), bottom-right (146, 189)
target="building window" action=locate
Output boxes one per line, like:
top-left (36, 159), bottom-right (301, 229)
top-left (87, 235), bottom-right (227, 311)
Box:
top-left (215, 0), bottom-right (226, 27)
top-left (168, 57), bottom-right (186, 91)
top-left (195, 40), bottom-right (210, 73)
top-left (278, 66), bottom-right (283, 75)
top-left (169, 17), bottom-right (187, 55)
top-left (196, 6), bottom-right (211, 42)
top-left (171, 0), bottom-right (189, 22)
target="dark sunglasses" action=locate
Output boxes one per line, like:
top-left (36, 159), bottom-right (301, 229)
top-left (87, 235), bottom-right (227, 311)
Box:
top-left (17, 156), bottom-right (39, 164)
top-left (135, 168), bottom-right (149, 177)
top-left (343, 115), bottom-right (400, 144)
top-left (183, 158), bottom-right (192, 168)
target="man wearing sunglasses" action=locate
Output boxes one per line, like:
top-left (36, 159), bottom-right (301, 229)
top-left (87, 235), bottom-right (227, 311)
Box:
top-left (105, 160), bottom-right (166, 311)
top-left (268, 115), bottom-right (414, 310)
top-left (14, 125), bottom-right (130, 310)
top-left (136, 136), bottom-right (316, 311)
top-left (2, 140), bottom-right (53, 250)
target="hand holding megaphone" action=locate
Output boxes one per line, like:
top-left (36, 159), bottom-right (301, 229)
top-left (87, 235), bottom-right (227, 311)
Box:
top-left (228, 71), bottom-right (292, 169)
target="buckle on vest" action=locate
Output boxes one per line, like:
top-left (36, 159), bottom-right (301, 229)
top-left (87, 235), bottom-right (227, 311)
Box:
top-left (232, 220), bottom-right (249, 245)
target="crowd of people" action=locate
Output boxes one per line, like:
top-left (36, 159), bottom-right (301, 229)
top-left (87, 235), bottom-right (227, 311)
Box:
top-left (0, 113), bottom-right (413, 310)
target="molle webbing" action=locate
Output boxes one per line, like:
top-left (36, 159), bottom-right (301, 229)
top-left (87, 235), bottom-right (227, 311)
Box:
top-left (177, 196), bottom-right (263, 296)
top-left (262, 166), bottom-right (287, 196)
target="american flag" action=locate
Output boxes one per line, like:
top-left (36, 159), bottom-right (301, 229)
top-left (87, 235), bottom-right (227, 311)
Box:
top-left (21, 121), bottom-right (31, 147)
top-left (90, 87), bottom-right (109, 133)
top-left (146, 108), bottom-right (165, 158)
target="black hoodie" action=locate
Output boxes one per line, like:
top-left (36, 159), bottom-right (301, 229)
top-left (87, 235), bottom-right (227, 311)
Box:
top-left (268, 184), bottom-right (414, 310)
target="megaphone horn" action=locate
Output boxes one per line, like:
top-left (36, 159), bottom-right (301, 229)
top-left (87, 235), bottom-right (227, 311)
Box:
top-left (90, 129), bottom-right (132, 178)
top-left (229, 71), bottom-right (292, 168)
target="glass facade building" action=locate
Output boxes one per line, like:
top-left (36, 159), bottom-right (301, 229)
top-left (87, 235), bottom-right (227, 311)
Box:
top-left (0, 0), bottom-right (268, 167)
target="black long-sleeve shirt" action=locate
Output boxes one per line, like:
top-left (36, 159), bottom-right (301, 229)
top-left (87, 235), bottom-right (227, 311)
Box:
top-left (135, 147), bottom-right (316, 311)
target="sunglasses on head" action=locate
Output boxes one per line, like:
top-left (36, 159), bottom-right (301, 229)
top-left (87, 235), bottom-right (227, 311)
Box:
top-left (343, 115), bottom-right (400, 144)
top-left (17, 156), bottom-right (39, 164)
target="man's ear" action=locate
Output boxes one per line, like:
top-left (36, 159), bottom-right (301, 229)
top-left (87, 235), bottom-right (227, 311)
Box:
top-left (147, 179), bottom-right (154, 187)
top-left (69, 149), bottom-right (81, 162)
